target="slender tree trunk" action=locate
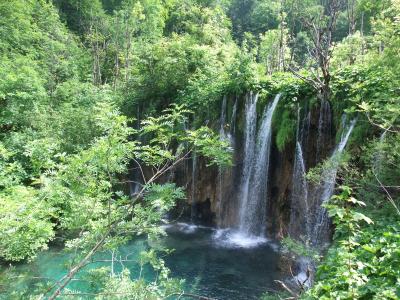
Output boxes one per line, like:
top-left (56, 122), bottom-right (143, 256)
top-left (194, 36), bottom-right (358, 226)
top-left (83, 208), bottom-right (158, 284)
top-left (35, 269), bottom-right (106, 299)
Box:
top-left (347, 0), bottom-right (356, 35)
top-left (278, 0), bottom-right (286, 71)
top-left (113, 17), bottom-right (121, 90)
top-left (124, 14), bottom-right (132, 84)
top-left (360, 11), bottom-right (365, 59)
top-left (289, 0), bottom-right (341, 104)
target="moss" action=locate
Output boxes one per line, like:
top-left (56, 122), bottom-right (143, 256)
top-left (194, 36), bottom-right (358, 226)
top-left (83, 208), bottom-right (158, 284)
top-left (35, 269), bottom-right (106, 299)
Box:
top-left (269, 88), bottom-right (313, 152)
top-left (216, 71), bottom-right (317, 152)
top-left (275, 109), bottom-right (297, 152)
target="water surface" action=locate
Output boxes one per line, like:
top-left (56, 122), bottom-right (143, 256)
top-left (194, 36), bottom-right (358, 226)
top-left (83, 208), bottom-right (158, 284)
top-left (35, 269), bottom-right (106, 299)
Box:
top-left (1, 223), bottom-right (284, 299)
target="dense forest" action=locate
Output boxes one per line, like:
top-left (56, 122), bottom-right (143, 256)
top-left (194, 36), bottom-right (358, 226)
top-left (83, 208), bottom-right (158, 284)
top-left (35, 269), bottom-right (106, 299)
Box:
top-left (0, 0), bottom-right (399, 299)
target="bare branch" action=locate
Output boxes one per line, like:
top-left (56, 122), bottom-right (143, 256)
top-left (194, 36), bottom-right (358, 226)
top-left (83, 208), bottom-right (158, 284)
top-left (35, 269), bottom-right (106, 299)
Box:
top-left (373, 170), bottom-right (400, 216)
top-left (274, 280), bottom-right (298, 298)
top-left (163, 292), bottom-right (218, 300)
top-left (365, 113), bottom-right (399, 133)
top-left (133, 158), bottom-right (147, 184)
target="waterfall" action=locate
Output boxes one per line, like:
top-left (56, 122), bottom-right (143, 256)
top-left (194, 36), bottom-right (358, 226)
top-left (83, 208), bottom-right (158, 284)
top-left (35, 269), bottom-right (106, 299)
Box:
top-left (289, 107), bottom-right (310, 239)
top-left (217, 96), bottom-right (228, 227)
top-left (312, 117), bottom-right (357, 246)
top-left (237, 92), bottom-right (259, 231)
top-left (316, 99), bottom-right (332, 162)
top-left (238, 93), bottom-right (281, 236)
top-left (230, 96), bottom-right (238, 137)
top-left (226, 95), bottom-right (238, 147)
top-left (129, 164), bottom-right (143, 199)
top-left (184, 121), bottom-right (190, 188)
top-left (219, 95), bottom-right (228, 137)
top-left (191, 152), bottom-right (197, 222)
top-left (216, 95), bottom-right (239, 228)
top-left (129, 177), bottom-right (140, 198)
top-left (301, 110), bottom-right (311, 149)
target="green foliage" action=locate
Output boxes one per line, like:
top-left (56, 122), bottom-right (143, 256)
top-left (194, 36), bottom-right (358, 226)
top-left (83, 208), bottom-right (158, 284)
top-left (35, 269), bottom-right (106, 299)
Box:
top-left (1, 0), bottom-right (400, 299)
top-left (103, 0), bottom-right (242, 121)
top-left (0, 142), bottom-right (26, 188)
top-left (261, 291), bottom-right (292, 300)
top-left (138, 103), bottom-right (232, 165)
top-left (95, 267), bottom-right (182, 299)
top-left (0, 92), bottom-right (230, 299)
top-left (43, 82), bottom-right (116, 152)
top-left (331, 3), bottom-right (400, 131)
top-left (332, 63), bottom-right (399, 131)
top-left (309, 24), bottom-right (400, 293)
top-left (0, 186), bottom-right (54, 261)
top-left (305, 187), bottom-right (400, 300)
top-left (224, 46), bottom-right (260, 94)
top-left (228, 0), bottom-right (280, 41)
top-left (91, 248), bottom-right (184, 300)
top-left (187, 127), bottom-right (233, 166)
top-left (0, 56), bottom-right (47, 129)
top-left (275, 109), bottom-right (296, 152)
top-left (282, 237), bottom-right (320, 262)
top-left (306, 152), bottom-right (350, 186)
top-left (43, 104), bottom-right (136, 236)
top-left (131, 183), bottom-right (186, 238)
top-left (259, 27), bottom-right (290, 74)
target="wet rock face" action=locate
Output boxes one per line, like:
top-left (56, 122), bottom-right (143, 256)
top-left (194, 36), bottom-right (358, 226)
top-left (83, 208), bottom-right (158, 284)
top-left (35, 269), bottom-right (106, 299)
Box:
top-left (267, 103), bottom-right (335, 239)
top-left (156, 98), bottom-right (335, 240)
top-left (187, 157), bottom-right (218, 223)
top-left (268, 139), bottom-right (295, 239)
top-left (192, 198), bottom-right (214, 225)
top-left (167, 155), bottom-right (220, 226)
top-left (171, 149), bottom-right (241, 227)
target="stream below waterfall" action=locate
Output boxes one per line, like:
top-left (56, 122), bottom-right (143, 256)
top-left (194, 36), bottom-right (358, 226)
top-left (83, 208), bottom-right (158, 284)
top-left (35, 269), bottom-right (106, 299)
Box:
top-left (1, 223), bottom-right (285, 299)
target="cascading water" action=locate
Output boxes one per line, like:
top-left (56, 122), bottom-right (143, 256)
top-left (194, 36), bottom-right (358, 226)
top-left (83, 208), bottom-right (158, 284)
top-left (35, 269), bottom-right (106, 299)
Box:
top-left (289, 107), bottom-right (310, 239)
top-left (213, 93), bottom-right (281, 247)
top-left (231, 96), bottom-right (238, 134)
top-left (312, 117), bottom-right (357, 246)
top-left (219, 96), bottom-right (228, 138)
top-left (301, 110), bottom-right (311, 150)
top-left (217, 96), bottom-right (229, 227)
top-left (191, 152), bottom-right (197, 222)
top-left (238, 93), bottom-right (281, 236)
top-left (316, 99), bottom-right (332, 162)
top-left (129, 175), bottom-right (141, 198)
top-left (183, 121), bottom-right (190, 188)
top-left (320, 116), bottom-right (356, 202)
top-left (216, 95), bottom-right (238, 228)
top-left (227, 95), bottom-right (238, 147)
top-left (287, 107), bottom-right (316, 287)
top-left (236, 92), bottom-right (259, 232)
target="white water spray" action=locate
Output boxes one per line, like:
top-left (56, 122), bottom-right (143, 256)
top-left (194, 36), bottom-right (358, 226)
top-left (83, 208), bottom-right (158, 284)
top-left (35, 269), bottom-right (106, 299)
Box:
top-left (312, 117), bottom-right (357, 245)
top-left (237, 93), bottom-right (281, 236)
